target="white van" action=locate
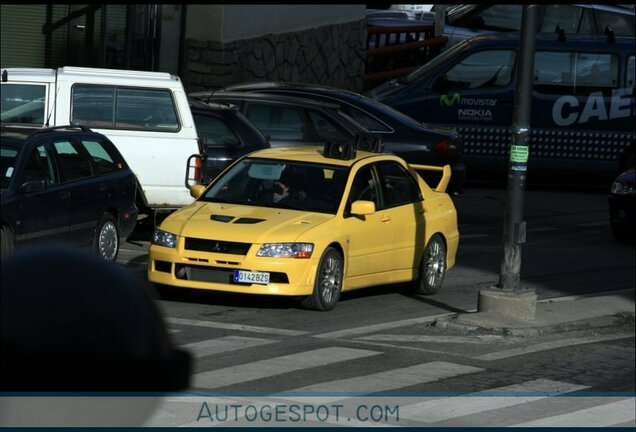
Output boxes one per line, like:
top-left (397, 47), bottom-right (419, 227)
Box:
top-left (1, 67), bottom-right (200, 214)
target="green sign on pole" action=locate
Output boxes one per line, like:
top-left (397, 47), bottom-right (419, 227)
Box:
top-left (510, 145), bottom-right (529, 163)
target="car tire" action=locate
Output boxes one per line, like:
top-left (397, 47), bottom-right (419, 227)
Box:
top-left (414, 234), bottom-right (446, 295)
top-left (155, 283), bottom-right (193, 301)
top-left (301, 247), bottom-right (343, 311)
top-left (94, 213), bottom-right (119, 262)
top-left (1, 225), bottom-right (14, 260)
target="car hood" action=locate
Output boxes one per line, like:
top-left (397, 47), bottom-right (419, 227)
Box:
top-left (161, 201), bottom-right (334, 244)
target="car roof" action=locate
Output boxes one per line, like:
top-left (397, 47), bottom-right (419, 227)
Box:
top-left (188, 98), bottom-right (239, 112)
top-left (461, 31), bottom-right (635, 51)
top-left (197, 91), bottom-right (342, 111)
top-left (0, 125), bottom-right (105, 144)
top-left (245, 145), bottom-right (398, 167)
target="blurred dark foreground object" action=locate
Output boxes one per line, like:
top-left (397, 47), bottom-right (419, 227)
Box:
top-left (1, 245), bottom-right (191, 391)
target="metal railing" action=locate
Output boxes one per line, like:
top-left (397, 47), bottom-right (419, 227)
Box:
top-left (364, 23), bottom-right (448, 89)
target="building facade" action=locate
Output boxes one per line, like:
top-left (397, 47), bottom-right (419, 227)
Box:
top-left (0, 4), bottom-right (366, 92)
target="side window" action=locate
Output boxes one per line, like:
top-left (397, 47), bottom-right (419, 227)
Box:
top-left (115, 88), bottom-right (179, 131)
top-left (595, 10), bottom-right (635, 37)
top-left (0, 84), bottom-right (46, 126)
top-left (542, 5), bottom-right (586, 33)
top-left (72, 85), bottom-right (179, 131)
top-left (306, 110), bottom-right (349, 141)
top-left (627, 56), bottom-right (635, 88)
top-left (337, 105), bottom-right (391, 132)
top-left (472, 5), bottom-right (522, 31)
top-left (376, 162), bottom-right (421, 209)
top-left (244, 103), bottom-right (305, 141)
top-left (444, 50), bottom-right (516, 89)
top-left (192, 113), bottom-right (241, 148)
top-left (534, 51), bottom-right (619, 94)
top-left (52, 140), bottom-right (92, 182)
top-left (72, 86), bottom-right (115, 128)
top-left (22, 145), bottom-right (57, 185)
top-left (347, 165), bottom-right (379, 211)
top-left (80, 140), bottom-right (119, 174)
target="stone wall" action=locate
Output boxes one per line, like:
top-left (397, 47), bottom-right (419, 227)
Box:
top-left (184, 19), bottom-right (367, 93)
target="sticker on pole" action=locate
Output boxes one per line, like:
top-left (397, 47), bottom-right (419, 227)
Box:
top-left (510, 145), bottom-right (529, 163)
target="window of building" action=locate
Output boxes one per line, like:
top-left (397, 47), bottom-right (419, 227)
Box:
top-left (595, 10), bottom-right (635, 36)
top-left (541, 5), bottom-right (594, 34)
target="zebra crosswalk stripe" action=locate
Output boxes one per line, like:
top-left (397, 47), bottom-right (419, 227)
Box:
top-left (292, 361), bottom-right (483, 393)
top-left (192, 347), bottom-right (381, 389)
top-left (510, 398), bottom-right (635, 427)
top-left (180, 336), bottom-right (277, 358)
top-left (400, 379), bottom-right (590, 423)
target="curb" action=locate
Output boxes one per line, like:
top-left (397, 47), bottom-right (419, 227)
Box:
top-left (432, 312), bottom-right (635, 337)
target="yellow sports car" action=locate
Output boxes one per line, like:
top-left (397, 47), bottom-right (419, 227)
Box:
top-left (148, 142), bottom-right (458, 310)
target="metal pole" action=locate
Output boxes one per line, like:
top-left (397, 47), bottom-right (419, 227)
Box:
top-left (434, 5), bottom-right (448, 37)
top-left (498, 5), bottom-right (539, 292)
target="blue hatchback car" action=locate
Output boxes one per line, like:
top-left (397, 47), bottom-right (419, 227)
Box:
top-left (1, 126), bottom-right (138, 261)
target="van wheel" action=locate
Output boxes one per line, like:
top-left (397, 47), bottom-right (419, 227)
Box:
top-left (0, 226), bottom-right (14, 260)
top-left (414, 234), bottom-right (446, 295)
top-left (94, 214), bottom-right (119, 261)
top-left (301, 247), bottom-right (343, 311)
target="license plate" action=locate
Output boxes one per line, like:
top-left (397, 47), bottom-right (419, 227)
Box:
top-left (233, 270), bottom-right (270, 285)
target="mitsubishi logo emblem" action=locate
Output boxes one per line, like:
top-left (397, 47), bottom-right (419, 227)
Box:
top-left (211, 242), bottom-right (225, 253)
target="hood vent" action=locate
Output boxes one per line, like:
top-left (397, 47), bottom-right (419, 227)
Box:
top-left (233, 217), bottom-right (265, 224)
top-left (210, 215), bottom-right (234, 223)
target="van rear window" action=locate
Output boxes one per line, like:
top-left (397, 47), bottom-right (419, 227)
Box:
top-left (71, 85), bottom-right (180, 132)
top-left (534, 51), bottom-right (619, 94)
top-left (0, 84), bottom-right (46, 126)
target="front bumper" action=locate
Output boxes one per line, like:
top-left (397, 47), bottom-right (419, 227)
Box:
top-left (147, 244), bottom-right (319, 296)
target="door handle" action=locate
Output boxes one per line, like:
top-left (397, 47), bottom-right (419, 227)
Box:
top-left (59, 191), bottom-right (70, 200)
top-left (380, 215), bottom-right (391, 222)
top-left (98, 183), bottom-right (107, 192)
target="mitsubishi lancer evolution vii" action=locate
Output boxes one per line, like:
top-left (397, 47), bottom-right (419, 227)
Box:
top-left (147, 141), bottom-right (458, 311)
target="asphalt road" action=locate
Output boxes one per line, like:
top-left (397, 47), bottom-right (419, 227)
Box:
top-left (67, 182), bottom-right (636, 426)
top-left (119, 181), bottom-right (635, 328)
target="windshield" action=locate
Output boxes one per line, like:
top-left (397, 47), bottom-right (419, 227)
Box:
top-left (1, 144), bottom-right (20, 190)
top-left (200, 157), bottom-right (349, 214)
top-left (403, 39), bottom-right (471, 83)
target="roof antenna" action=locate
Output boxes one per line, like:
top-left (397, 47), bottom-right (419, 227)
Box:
top-left (45, 86), bottom-right (59, 128)
top-left (604, 25), bottom-right (615, 43)
top-left (555, 24), bottom-right (566, 42)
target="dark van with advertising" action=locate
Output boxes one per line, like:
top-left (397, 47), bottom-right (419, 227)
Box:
top-left (369, 32), bottom-right (635, 177)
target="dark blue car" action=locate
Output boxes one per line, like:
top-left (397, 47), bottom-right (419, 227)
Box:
top-left (209, 82), bottom-right (466, 192)
top-left (1, 126), bottom-right (138, 261)
top-left (369, 32), bottom-right (635, 178)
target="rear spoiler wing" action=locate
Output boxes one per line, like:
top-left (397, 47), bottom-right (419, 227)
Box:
top-left (409, 164), bottom-right (451, 193)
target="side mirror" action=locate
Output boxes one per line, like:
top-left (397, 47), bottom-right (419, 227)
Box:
top-left (350, 200), bottom-right (376, 216)
top-left (190, 184), bottom-right (206, 199)
top-left (20, 180), bottom-right (46, 194)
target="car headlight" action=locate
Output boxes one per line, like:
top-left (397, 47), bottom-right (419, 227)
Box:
top-left (152, 229), bottom-right (178, 248)
top-left (256, 243), bottom-right (314, 258)
top-left (611, 181), bottom-right (635, 195)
